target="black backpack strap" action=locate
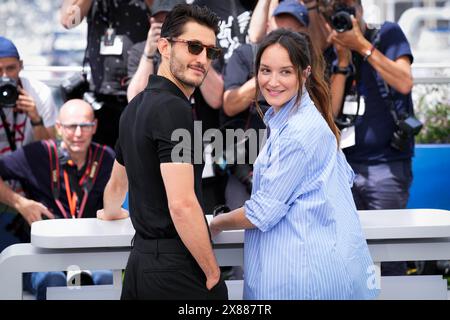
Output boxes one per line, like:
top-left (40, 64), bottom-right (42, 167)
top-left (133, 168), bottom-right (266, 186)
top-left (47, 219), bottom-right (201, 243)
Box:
top-left (44, 140), bottom-right (60, 200)
top-left (44, 140), bottom-right (70, 219)
top-left (84, 143), bottom-right (106, 193)
top-left (77, 143), bottom-right (107, 218)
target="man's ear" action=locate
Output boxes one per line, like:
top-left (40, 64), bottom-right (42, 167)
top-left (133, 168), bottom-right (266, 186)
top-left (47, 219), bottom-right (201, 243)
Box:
top-left (157, 38), bottom-right (171, 60)
top-left (92, 119), bottom-right (98, 135)
top-left (55, 122), bottom-right (63, 137)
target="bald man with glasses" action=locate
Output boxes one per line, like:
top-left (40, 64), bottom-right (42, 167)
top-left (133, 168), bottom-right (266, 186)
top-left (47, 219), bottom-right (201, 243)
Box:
top-left (0, 99), bottom-right (115, 299)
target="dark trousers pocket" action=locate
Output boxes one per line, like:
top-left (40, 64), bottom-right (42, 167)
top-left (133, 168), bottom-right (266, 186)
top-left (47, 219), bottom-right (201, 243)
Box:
top-left (205, 278), bottom-right (229, 300)
top-left (138, 266), bottom-right (207, 300)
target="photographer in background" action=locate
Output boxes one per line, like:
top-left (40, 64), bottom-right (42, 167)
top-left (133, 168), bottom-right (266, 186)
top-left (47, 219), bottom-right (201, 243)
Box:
top-left (60, 0), bottom-right (151, 148)
top-left (0, 37), bottom-right (57, 156)
top-left (324, 0), bottom-right (418, 276)
top-left (221, 0), bottom-right (309, 210)
top-left (0, 37), bottom-right (57, 252)
top-left (0, 99), bottom-right (115, 299)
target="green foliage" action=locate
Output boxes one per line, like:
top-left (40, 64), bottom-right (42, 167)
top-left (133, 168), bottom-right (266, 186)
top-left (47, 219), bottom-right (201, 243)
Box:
top-left (413, 85), bottom-right (450, 144)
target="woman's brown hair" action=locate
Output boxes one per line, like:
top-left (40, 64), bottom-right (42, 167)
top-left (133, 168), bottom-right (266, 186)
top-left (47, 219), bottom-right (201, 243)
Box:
top-left (254, 29), bottom-right (340, 146)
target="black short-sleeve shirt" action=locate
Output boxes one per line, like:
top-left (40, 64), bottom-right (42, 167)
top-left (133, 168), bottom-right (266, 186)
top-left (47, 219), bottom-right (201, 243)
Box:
top-left (116, 75), bottom-right (204, 239)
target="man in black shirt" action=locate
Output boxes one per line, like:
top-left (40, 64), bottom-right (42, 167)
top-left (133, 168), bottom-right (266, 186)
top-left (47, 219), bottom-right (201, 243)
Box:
top-left (97, 4), bottom-right (228, 300)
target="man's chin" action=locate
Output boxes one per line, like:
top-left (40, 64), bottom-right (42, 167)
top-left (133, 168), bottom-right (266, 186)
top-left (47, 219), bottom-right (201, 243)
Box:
top-left (69, 145), bottom-right (85, 153)
top-left (179, 74), bottom-right (205, 88)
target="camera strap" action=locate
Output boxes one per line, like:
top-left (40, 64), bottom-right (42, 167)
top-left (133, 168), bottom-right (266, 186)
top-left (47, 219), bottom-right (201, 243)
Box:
top-left (335, 51), bottom-right (363, 129)
top-left (366, 27), bottom-right (413, 128)
top-left (338, 27), bottom-right (384, 129)
top-left (0, 108), bottom-right (17, 152)
top-left (44, 140), bottom-right (106, 219)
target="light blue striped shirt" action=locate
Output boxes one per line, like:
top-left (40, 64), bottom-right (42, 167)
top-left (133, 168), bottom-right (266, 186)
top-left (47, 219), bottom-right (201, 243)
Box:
top-left (243, 90), bottom-right (379, 300)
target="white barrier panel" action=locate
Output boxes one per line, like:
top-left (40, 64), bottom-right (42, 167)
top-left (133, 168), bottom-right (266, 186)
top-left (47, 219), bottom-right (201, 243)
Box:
top-left (1, 209), bottom-right (450, 300)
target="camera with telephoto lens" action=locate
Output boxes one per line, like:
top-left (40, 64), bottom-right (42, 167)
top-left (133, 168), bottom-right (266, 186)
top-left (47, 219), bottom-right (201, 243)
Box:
top-left (60, 72), bottom-right (90, 101)
top-left (330, 4), bottom-right (355, 32)
top-left (391, 115), bottom-right (423, 152)
top-left (60, 72), bottom-right (103, 110)
top-left (0, 77), bottom-right (19, 108)
top-left (318, 0), bottom-right (356, 32)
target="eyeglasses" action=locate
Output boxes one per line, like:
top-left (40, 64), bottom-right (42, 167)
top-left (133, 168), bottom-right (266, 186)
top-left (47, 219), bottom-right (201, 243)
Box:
top-left (167, 38), bottom-right (221, 60)
top-left (59, 122), bottom-right (96, 133)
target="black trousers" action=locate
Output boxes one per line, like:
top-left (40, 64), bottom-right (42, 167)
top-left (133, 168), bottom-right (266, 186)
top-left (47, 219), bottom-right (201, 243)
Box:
top-left (121, 237), bottom-right (228, 300)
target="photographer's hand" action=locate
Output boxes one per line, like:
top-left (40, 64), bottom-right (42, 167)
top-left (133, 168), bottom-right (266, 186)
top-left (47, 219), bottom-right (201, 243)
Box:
top-left (16, 197), bottom-right (55, 226)
top-left (144, 18), bottom-right (162, 59)
top-left (328, 16), bottom-right (372, 54)
top-left (127, 18), bottom-right (162, 101)
top-left (329, 17), bottom-right (413, 94)
top-left (326, 23), bottom-right (352, 66)
top-left (16, 88), bottom-right (41, 123)
top-left (16, 87), bottom-right (55, 139)
top-left (60, 0), bottom-right (93, 29)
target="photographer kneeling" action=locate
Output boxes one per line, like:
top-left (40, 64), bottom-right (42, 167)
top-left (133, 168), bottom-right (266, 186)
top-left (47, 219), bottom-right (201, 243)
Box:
top-left (0, 37), bottom-right (57, 156)
top-left (0, 99), bottom-right (115, 299)
top-left (323, 0), bottom-right (420, 276)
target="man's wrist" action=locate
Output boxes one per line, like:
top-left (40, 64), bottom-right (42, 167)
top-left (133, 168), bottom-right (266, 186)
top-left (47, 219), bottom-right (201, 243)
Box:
top-left (142, 51), bottom-right (154, 60)
top-left (358, 39), bottom-right (374, 59)
top-left (332, 64), bottom-right (354, 76)
top-left (13, 195), bottom-right (27, 213)
top-left (30, 116), bottom-right (44, 127)
top-left (362, 44), bottom-right (375, 61)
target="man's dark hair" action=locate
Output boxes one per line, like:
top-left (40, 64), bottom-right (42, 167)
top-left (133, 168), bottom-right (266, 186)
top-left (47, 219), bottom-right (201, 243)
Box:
top-left (160, 4), bottom-right (220, 39)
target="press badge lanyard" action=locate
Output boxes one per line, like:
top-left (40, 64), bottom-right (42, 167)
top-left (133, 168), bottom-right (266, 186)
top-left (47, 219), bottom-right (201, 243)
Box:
top-left (45, 140), bottom-right (105, 219)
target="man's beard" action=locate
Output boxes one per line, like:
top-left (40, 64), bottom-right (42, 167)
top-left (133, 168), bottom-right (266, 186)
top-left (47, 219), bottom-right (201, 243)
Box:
top-left (169, 52), bottom-right (207, 88)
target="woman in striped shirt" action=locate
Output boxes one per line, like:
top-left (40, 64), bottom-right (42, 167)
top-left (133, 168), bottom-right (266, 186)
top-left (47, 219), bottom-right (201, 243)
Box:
top-left (210, 29), bottom-right (379, 300)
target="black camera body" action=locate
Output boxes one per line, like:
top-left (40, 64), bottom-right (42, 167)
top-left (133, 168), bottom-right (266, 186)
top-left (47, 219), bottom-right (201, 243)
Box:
top-left (0, 77), bottom-right (19, 108)
top-left (60, 72), bottom-right (90, 101)
top-left (391, 115), bottom-right (423, 152)
top-left (60, 72), bottom-right (104, 110)
top-left (331, 4), bottom-right (355, 32)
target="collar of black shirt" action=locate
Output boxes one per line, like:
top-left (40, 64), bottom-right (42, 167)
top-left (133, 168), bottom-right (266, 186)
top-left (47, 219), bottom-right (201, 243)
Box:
top-left (147, 75), bottom-right (190, 102)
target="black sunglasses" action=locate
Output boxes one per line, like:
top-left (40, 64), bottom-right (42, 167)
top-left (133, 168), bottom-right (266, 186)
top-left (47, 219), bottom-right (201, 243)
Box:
top-left (168, 38), bottom-right (221, 60)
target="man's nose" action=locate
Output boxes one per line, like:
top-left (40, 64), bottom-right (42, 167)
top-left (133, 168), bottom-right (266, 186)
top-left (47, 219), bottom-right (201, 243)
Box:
top-left (74, 125), bottom-right (83, 135)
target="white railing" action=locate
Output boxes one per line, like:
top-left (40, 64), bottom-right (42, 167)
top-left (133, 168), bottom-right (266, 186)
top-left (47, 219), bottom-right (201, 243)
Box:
top-left (1, 209), bottom-right (450, 300)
